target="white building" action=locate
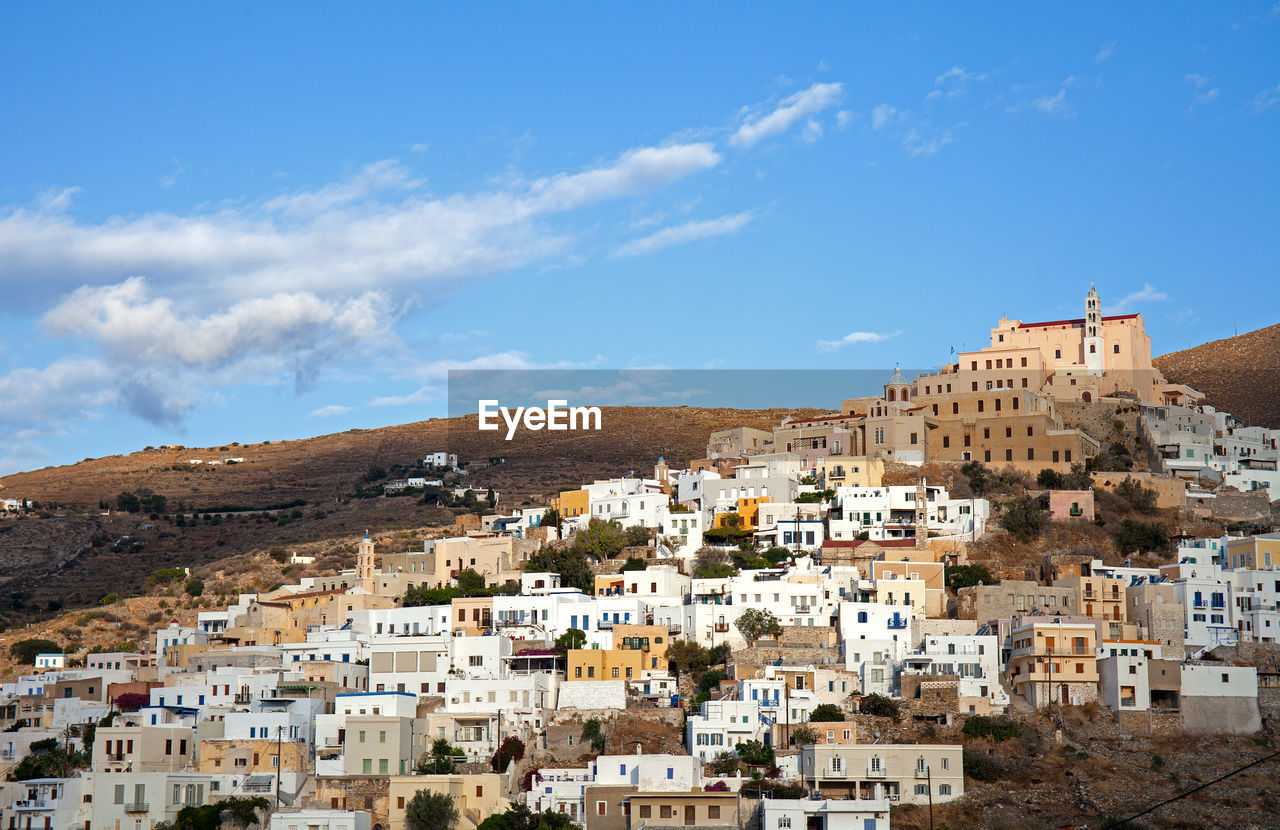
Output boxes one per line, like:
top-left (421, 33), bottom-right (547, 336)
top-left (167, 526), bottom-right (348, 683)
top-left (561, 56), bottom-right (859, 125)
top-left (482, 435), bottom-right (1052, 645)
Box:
top-left (760, 799), bottom-right (891, 830)
top-left (686, 700), bottom-right (766, 763)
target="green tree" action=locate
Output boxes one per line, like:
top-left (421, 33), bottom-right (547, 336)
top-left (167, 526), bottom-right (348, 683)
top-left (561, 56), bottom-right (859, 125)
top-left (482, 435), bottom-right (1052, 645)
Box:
top-left (1117, 519), bottom-right (1171, 553)
top-left (1000, 495), bottom-right (1047, 542)
top-left (571, 519), bottom-right (628, 560)
top-left (115, 491), bottom-right (141, 513)
top-left (456, 568), bottom-right (489, 596)
top-left (554, 627), bottom-right (587, 654)
top-left (581, 717), bottom-right (606, 753)
top-left (623, 525), bottom-right (652, 547)
top-left (695, 668), bottom-right (726, 694)
top-left (9, 638), bottom-right (59, 664)
top-left (619, 556), bottom-right (647, 572)
top-left (477, 805), bottom-right (575, 830)
top-left (184, 577), bottom-right (204, 597)
top-left (1114, 476), bottom-right (1158, 514)
top-left (170, 796), bottom-right (271, 830)
top-left (809, 703), bottom-right (845, 722)
top-left (405, 790), bottom-right (459, 830)
top-left (403, 585), bottom-right (461, 607)
top-left (693, 546), bottom-right (737, 579)
top-left (790, 725), bottom-right (819, 746)
top-left (486, 487), bottom-right (496, 507)
top-left (858, 693), bottom-right (901, 721)
top-left (417, 738), bottom-right (462, 774)
top-left (524, 546), bottom-right (593, 592)
top-left (540, 507), bottom-right (562, 531)
top-left (945, 563), bottom-right (995, 592)
top-left (734, 739), bottom-right (775, 768)
top-left (665, 640), bottom-right (710, 678)
top-left (1036, 469), bottom-right (1065, 489)
top-left (734, 608), bottom-right (782, 644)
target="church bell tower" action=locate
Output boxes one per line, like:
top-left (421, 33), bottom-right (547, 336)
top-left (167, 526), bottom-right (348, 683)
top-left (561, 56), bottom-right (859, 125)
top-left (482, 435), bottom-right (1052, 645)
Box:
top-left (1084, 283), bottom-right (1104, 376)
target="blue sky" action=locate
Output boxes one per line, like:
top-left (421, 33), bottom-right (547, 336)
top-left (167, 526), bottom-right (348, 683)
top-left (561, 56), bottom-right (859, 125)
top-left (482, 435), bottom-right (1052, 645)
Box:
top-left (1, 3), bottom-right (1278, 474)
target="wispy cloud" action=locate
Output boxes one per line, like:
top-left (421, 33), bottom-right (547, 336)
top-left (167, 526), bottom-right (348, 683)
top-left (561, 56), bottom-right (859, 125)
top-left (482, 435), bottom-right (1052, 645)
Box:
top-left (1110, 283), bottom-right (1169, 314)
top-left (613, 211), bottom-right (753, 259)
top-left (1004, 77), bottom-right (1080, 117)
top-left (1095, 41), bottom-right (1115, 63)
top-left (308, 404), bottom-right (352, 418)
top-left (1252, 81), bottom-right (1280, 111)
top-left (1185, 74), bottom-right (1220, 110)
top-left (926, 66), bottom-right (988, 102)
top-left (870, 105), bottom-right (953, 158)
top-left (730, 82), bottom-right (843, 148)
top-left (159, 159), bottom-right (186, 189)
top-left (816, 330), bottom-right (900, 352)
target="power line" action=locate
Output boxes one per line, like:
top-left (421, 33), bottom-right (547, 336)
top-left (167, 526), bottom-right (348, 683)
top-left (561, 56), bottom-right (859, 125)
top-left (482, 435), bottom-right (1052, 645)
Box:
top-left (1101, 746), bottom-right (1280, 828)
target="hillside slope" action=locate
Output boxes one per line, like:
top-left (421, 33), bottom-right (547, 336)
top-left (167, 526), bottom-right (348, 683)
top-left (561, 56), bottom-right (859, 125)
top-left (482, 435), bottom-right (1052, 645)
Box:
top-left (1156, 322), bottom-right (1280, 428)
top-left (0, 407), bottom-right (816, 619)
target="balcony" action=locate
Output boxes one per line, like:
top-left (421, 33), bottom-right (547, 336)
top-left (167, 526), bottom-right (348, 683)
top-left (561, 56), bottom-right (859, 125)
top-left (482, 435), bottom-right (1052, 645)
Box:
top-left (13, 799), bottom-right (57, 810)
top-left (234, 693), bottom-right (252, 704)
top-left (596, 620), bottom-right (613, 630)
top-left (886, 619), bottom-right (909, 630)
top-left (666, 623), bottom-right (682, 634)
top-left (107, 752), bottom-right (126, 762)
top-left (713, 623), bottom-right (730, 633)
top-left (824, 767), bottom-right (847, 778)
top-left (124, 803), bottom-right (149, 813)
top-left (915, 767), bottom-right (930, 779)
top-left (867, 767), bottom-right (887, 778)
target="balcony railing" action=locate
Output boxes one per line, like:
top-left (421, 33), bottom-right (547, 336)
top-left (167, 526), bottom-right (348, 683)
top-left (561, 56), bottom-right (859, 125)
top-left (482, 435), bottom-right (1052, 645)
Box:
top-left (596, 620), bottom-right (613, 630)
top-left (887, 619), bottom-right (909, 629)
top-left (124, 803), bottom-right (149, 813)
top-left (666, 623), bottom-right (682, 634)
top-left (915, 767), bottom-right (930, 779)
top-left (713, 623), bottom-right (730, 633)
top-left (824, 767), bottom-right (846, 778)
top-left (867, 767), bottom-right (887, 778)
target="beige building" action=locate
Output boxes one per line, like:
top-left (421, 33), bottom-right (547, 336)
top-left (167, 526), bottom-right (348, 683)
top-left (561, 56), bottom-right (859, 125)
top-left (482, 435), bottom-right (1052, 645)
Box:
top-left (797, 743), bottom-right (964, 804)
top-left (1008, 616), bottom-right (1100, 708)
top-left (912, 388), bottom-right (1098, 473)
top-left (386, 773), bottom-right (507, 830)
top-left (956, 581), bottom-right (1078, 623)
top-left (1054, 575), bottom-right (1127, 628)
top-left (872, 560), bottom-right (945, 618)
top-left (196, 737), bottom-right (308, 775)
top-left (94, 725), bottom-right (194, 773)
top-left (342, 715), bottom-right (416, 776)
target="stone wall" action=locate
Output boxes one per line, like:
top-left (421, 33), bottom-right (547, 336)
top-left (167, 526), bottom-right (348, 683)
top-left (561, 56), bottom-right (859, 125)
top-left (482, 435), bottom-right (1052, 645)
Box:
top-left (778, 625), bottom-right (838, 648)
top-left (1092, 471), bottom-right (1187, 510)
top-left (315, 776), bottom-right (390, 827)
top-left (1113, 709), bottom-right (1183, 738)
top-left (558, 680), bottom-right (627, 710)
top-left (918, 619), bottom-right (979, 637)
top-left (1182, 696), bottom-right (1261, 735)
top-left (1208, 489), bottom-right (1274, 522)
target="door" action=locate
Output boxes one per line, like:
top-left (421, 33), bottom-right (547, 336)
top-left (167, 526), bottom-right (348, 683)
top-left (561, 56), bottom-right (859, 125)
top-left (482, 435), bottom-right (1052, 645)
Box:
top-left (684, 805), bottom-right (696, 826)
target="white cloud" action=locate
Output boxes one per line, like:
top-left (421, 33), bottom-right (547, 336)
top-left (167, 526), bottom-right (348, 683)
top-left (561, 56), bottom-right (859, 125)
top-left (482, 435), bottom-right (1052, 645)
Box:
top-left (1185, 74), bottom-right (1220, 110)
top-left (159, 160), bottom-right (186, 189)
top-left (925, 67), bottom-right (988, 101)
top-left (835, 110), bottom-right (852, 129)
top-left (1254, 82), bottom-right (1280, 111)
top-left (1095, 41), bottom-right (1115, 63)
top-left (871, 104), bottom-right (898, 131)
top-left (1032, 88), bottom-right (1069, 114)
top-left (800, 118), bottom-right (824, 144)
top-left (871, 105), bottom-right (952, 157)
top-left (1110, 283), bottom-right (1169, 314)
top-left (612, 212), bottom-right (753, 259)
top-left (308, 404), bottom-right (353, 418)
top-left (0, 143), bottom-right (721, 304)
top-left (816, 330), bottom-right (900, 352)
top-left (730, 82), bottom-right (843, 147)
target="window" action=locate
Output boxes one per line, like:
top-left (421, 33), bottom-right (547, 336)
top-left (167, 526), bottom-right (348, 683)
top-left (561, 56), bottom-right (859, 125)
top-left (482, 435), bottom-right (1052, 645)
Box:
top-left (708, 806), bottom-right (721, 819)
top-left (940, 784), bottom-right (952, 795)
top-left (469, 655), bottom-right (483, 666)
top-left (640, 806), bottom-right (652, 819)
top-left (916, 784), bottom-right (930, 795)
top-left (596, 801), bottom-right (607, 816)
top-left (778, 819), bottom-right (792, 829)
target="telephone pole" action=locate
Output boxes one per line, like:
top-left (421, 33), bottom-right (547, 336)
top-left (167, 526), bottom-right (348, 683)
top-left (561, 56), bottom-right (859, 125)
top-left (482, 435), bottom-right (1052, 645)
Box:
top-left (276, 725), bottom-right (283, 809)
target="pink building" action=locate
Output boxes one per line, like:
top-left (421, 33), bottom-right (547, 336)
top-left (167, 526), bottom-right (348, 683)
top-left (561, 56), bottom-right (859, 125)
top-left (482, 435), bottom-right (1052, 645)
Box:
top-left (1048, 489), bottom-right (1094, 523)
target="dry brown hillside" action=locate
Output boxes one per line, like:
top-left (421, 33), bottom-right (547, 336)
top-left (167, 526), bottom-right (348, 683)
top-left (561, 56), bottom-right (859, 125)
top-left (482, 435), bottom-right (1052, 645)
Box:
top-left (1156, 322), bottom-right (1280, 428)
top-left (0, 407), bottom-right (819, 622)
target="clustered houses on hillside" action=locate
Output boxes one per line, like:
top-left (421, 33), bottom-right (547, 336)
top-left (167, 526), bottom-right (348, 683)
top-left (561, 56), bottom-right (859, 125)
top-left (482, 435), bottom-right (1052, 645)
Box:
top-left (1, 286), bottom-right (1276, 830)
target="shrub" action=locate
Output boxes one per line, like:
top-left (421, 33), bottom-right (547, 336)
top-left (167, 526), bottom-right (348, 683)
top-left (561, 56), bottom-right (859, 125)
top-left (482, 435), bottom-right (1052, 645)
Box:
top-left (1117, 519), bottom-right (1170, 554)
top-left (184, 577), bottom-right (205, 597)
top-left (581, 717), bottom-right (606, 753)
top-left (619, 557), bottom-right (647, 572)
top-left (961, 715), bottom-right (1021, 742)
top-left (9, 639), bottom-right (59, 664)
top-left (1001, 496), bottom-right (1047, 542)
top-left (734, 608), bottom-right (782, 643)
top-left (809, 704), bottom-right (846, 722)
top-left (790, 725), bottom-right (819, 746)
top-left (696, 668), bottom-right (727, 694)
top-left (962, 747), bottom-right (1004, 782)
top-left (858, 693), bottom-right (901, 721)
top-left (734, 739), bottom-right (774, 768)
top-left (491, 735), bottom-right (525, 773)
top-left (623, 525), bottom-right (652, 547)
top-left (945, 563), bottom-right (994, 592)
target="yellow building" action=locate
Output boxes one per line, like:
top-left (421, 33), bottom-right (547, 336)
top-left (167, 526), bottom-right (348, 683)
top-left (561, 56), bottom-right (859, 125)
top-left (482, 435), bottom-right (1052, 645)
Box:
top-left (196, 738), bottom-right (308, 775)
top-left (568, 624), bottom-right (670, 681)
top-left (713, 498), bottom-right (767, 530)
top-left (550, 488), bottom-right (590, 519)
top-left (1227, 535), bottom-right (1280, 570)
top-left (817, 456), bottom-right (883, 488)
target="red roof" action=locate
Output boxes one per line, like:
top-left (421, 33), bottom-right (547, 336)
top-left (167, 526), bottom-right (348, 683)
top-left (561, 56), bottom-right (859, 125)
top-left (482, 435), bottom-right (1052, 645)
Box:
top-left (1017, 313), bottom-right (1139, 329)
